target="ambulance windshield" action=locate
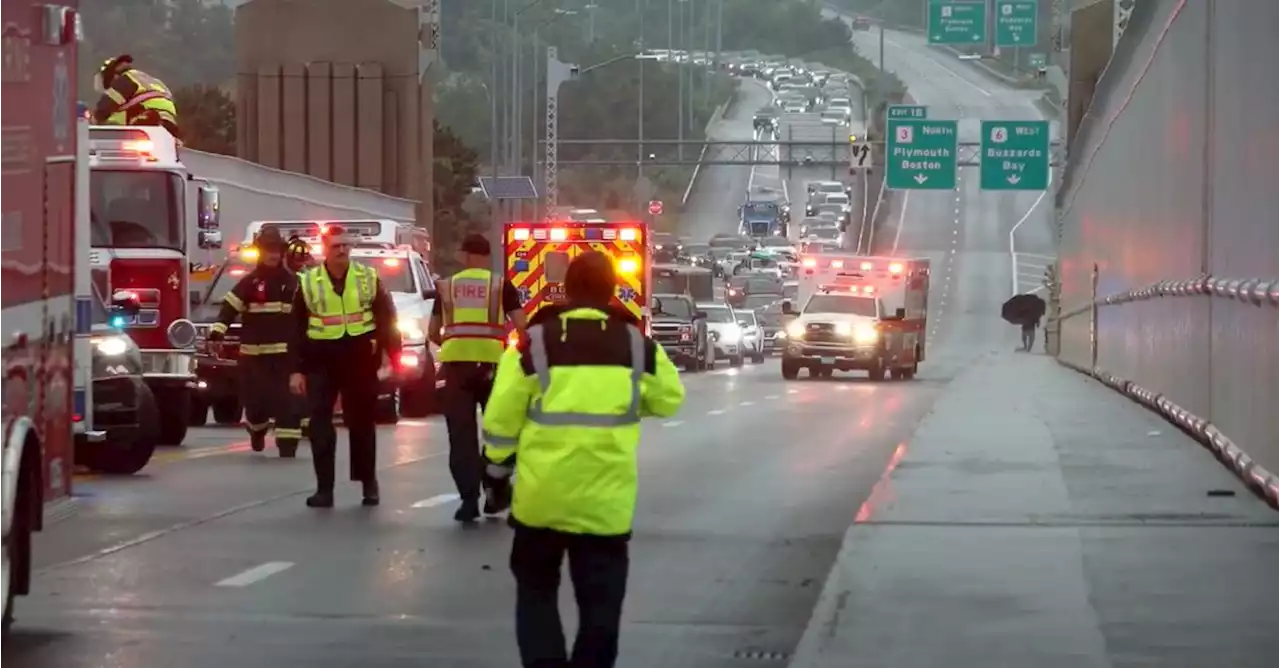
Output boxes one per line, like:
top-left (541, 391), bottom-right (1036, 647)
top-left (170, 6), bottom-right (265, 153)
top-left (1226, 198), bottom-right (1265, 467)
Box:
top-left (90, 170), bottom-right (184, 249)
top-left (804, 294), bottom-right (878, 317)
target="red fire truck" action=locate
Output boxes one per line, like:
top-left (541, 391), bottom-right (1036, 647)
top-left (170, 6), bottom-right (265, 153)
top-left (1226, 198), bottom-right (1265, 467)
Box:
top-left (783, 253), bottom-right (930, 380)
top-left (87, 124), bottom-right (223, 446)
top-left (2, 0), bottom-right (83, 631)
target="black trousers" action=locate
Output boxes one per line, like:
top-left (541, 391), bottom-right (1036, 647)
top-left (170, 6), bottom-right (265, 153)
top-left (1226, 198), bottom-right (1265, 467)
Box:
top-left (441, 362), bottom-right (496, 501)
top-left (306, 341), bottom-right (380, 491)
top-left (240, 354), bottom-right (303, 440)
top-left (1020, 323), bottom-right (1037, 351)
top-left (510, 524), bottom-right (630, 668)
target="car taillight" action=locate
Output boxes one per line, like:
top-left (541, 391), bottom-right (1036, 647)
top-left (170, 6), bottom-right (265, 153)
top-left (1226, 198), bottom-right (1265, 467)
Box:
top-left (398, 351), bottom-right (420, 369)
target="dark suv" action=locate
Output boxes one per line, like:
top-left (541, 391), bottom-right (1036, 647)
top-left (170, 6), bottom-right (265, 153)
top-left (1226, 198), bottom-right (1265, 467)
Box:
top-left (649, 293), bottom-right (711, 372)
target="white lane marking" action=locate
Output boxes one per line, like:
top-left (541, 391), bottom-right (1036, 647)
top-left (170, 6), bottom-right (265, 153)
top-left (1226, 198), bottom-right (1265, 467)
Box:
top-left (215, 561), bottom-right (295, 588)
top-left (707, 409), bottom-right (727, 416)
top-left (787, 389), bottom-right (799, 395)
top-left (662, 420), bottom-right (685, 428)
top-left (1007, 186), bottom-right (1051, 296)
top-left (739, 400), bottom-right (755, 407)
top-left (765, 394), bottom-right (780, 400)
top-left (411, 493), bottom-right (461, 509)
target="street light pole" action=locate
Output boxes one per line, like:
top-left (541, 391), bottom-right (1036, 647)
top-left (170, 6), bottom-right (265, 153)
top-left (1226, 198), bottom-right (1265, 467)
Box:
top-left (490, 0), bottom-right (500, 179)
top-left (673, 0), bottom-right (683, 162)
top-left (637, 0), bottom-right (645, 179)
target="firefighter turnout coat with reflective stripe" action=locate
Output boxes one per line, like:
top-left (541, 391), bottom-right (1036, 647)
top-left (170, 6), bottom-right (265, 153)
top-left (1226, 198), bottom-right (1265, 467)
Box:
top-left (210, 266), bottom-right (300, 357)
top-left (298, 263), bottom-right (380, 340)
top-left (481, 305), bottom-right (686, 537)
top-left (94, 69), bottom-right (179, 128)
top-left (437, 268), bottom-right (506, 363)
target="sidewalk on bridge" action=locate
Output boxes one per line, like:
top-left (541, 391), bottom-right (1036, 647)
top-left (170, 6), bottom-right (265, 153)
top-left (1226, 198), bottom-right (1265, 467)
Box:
top-left (788, 352), bottom-right (1277, 668)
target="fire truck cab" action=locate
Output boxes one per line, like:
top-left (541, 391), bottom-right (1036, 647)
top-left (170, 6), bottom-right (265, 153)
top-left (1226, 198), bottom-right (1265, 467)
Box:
top-left (243, 219), bottom-right (429, 259)
top-left (782, 254), bottom-right (930, 380)
top-left (87, 124), bottom-right (223, 446)
top-left (505, 220), bottom-right (651, 332)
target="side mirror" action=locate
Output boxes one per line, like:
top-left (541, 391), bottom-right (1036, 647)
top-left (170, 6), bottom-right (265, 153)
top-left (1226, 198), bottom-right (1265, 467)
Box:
top-left (422, 289), bottom-right (437, 300)
top-left (110, 290), bottom-right (142, 316)
top-left (895, 307), bottom-right (906, 319)
top-left (196, 184), bottom-right (220, 230)
top-left (693, 311), bottom-right (708, 320)
top-left (197, 229), bottom-right (223, 250)
top-left (781, 301), bottom-right (795, 315)
top-left (190, 290), bottom-right (204, 307)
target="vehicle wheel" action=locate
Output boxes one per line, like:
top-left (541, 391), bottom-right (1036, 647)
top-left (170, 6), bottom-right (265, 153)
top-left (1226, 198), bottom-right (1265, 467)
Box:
top-left (2, 454), bottom-right (33, 636)
top-left (400, 375), bottom-right (437, 418)
top-left (154, 389), bottom-right (191, 446)
top-left (188, 396), bottom-right (208, 426)
top-left (890, 368), bottom-right (904, 380)
top-left (868, 363), bottom-right (886, 382)
top-left (211, 397), bottom-right (242, 425)
top-left (84, 384), bottom-right (160, 475)
top-left (818, 367), bottom-right (834, 379)
top-left (781, 359), bottom-right (800, 380)
top-left (704, 348), bottom-right (715, 371)
top-left (683, 356), bottom-right (700, 373)
top-left (731, 352), bottom-right (744, 368)
top-left (375, 393), bottom-right (400, 425)
top-left (901, 367), bottom-right (917, 381)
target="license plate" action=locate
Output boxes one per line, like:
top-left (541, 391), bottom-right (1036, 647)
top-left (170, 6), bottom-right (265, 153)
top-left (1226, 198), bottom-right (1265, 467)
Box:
top-left (819, 357), bottom-right (835, 365)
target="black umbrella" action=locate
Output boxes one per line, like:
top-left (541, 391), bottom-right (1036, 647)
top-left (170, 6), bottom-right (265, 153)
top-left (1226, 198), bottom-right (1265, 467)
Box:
top-left (1002, 293), bottom-right (1046, 325)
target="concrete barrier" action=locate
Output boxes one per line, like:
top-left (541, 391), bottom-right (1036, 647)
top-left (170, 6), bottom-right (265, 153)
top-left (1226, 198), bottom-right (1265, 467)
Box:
top-left (680, 89), bottom-right (735, 207)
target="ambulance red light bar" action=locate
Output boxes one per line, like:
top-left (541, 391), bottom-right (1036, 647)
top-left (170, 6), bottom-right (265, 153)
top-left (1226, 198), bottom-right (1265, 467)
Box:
top-left (859, 261), bottom-right (873, 271)
top-left (888, 262), bottom-right (904, 274)
top-left (511, 228), bottom-right (532, 241)
top-left (801, 257), bottom-right (818, 268)
top-left (383, 258), bottom-right (401, 267)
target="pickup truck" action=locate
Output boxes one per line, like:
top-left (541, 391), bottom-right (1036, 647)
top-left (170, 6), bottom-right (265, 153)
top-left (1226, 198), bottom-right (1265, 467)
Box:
top-left (649, 293), bottom-right (712, 372)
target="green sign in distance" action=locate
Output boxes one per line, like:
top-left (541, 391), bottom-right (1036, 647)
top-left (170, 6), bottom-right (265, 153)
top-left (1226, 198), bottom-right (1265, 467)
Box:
top-left (994, 0), bottom-right (1037, 47)
top-left (927, 1), bottom-right (987, 45)
top-left (980, 120), bottom-right (1050, 191)
top-left (1029, 52), bottom-right (1048, 69)
top-left (887, 105), bottom-right (928, 120)
top-left (886, 119), bottom-right (958, 190)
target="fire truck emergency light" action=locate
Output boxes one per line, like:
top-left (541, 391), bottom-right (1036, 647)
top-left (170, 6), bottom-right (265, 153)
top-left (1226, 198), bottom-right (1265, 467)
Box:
top-left (831, 260), bottom-right (844, 269)
top-left (801, 257), bottom-right (817, 268)
top-left (619, 228), bottom-right (639, 241)
top-left (888, 262), bottom-right (903, 274)
top-left (617, 257), bottom-right (639, 274)
top-left (859, 261), bottom-right (873, 271)
top-left (550, 228), bottom-right (568, 241)
top-left (511, 228), bottom-right (531, 241)
top-left (383, 258), bottom-right (401, 267)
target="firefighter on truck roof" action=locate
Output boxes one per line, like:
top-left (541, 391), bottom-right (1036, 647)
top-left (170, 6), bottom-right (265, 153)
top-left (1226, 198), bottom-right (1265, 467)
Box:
top-left (92, 55), bottom-right (182, 141)
top-left (205, 227), bottom-right (305, 457)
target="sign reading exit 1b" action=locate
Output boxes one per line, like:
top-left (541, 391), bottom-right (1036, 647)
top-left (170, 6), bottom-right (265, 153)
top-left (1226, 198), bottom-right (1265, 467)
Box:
top-left (980, 120), bottom-right (1050, 190)
top-left (887, 105), bottom-right (927, 120)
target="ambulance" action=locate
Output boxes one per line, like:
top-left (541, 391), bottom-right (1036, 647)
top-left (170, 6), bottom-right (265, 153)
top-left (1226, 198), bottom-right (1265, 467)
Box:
top-left (505, 220), bottom-right (651, 336)
top-left (781, 253), bottom-right (929, 380)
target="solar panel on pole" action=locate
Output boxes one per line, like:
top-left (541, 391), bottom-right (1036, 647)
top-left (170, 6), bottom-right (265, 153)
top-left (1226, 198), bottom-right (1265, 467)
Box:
top-left (479, 176), bottom-right (539, 200)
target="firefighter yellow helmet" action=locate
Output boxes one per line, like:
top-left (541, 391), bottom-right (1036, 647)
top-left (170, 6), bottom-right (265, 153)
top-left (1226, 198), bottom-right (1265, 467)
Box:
top-left (95, 54), bottom-right (134, 92)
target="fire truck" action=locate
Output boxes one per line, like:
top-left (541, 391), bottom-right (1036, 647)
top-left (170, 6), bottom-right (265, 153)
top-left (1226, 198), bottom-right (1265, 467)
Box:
top-left (2, 0), bottom-right (83, 632)
top-left (505, 220), bottom-right (651, 332)
top-left (782, 253), bottom-right (930, 380)
top-left (87, 124), bottom-right (223, 446)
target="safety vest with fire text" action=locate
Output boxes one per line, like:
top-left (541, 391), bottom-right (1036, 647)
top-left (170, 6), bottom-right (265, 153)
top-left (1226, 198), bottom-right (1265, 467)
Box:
top-left (299, 263), bottom-right (379, 340)
top-left (438, 268), bottom-right (506, 363)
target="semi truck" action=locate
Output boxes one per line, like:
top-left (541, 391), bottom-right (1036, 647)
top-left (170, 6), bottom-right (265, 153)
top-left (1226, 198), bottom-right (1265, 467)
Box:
top-left (2, 0), bottom-right (83, 632)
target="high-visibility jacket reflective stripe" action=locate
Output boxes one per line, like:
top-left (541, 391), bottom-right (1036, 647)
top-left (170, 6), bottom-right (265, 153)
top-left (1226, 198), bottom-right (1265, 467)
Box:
top-left (299, 264), bottom-right (377, 339)
top-left (240, 342), bottom-right (288, 355)
top-left (247, 301), bottom-right (291, 314)
top-left (438, 268), bottom-right (505, 363)
top-left (523, 323), bottom-right (645, 427)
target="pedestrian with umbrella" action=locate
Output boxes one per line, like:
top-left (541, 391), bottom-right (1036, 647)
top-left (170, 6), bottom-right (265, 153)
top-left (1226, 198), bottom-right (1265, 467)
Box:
top-left (1002, 293), bottom-right (1047, 352)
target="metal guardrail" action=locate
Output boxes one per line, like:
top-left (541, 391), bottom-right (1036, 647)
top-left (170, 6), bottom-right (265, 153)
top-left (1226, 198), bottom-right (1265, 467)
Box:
top-left (1056, 274), bottom-right (1280, 508)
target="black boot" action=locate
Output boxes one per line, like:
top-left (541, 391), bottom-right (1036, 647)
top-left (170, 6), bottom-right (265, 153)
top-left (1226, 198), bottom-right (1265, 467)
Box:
top-left (454, 498), bottom-right (480, 523)
top-left (361, 478), bottom-right (380, 506)
top-left (306, 491), bottom-right (334, 508)
top-left (250, 431), bottom-right (266, 452)
top-left (277, 438), bottom-right (299, 458)
top-left (483, 479), bottom-right (512, 516)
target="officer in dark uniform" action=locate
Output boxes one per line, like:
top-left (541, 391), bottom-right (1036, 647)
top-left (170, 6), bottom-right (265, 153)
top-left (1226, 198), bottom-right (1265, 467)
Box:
top-left (92, 55), bottom-right (182, 140)
top-left (290, 225), bottom-right (400, 508)
top-left (426, 234), bottom-right (527, 523)
top-left (207, 227), bottom-right (304, 457)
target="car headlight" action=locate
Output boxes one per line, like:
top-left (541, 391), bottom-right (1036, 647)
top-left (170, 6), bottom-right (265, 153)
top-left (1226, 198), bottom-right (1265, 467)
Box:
top-left (720, 324), bottom-right (742, 343)
top-left (397, 318), bottom-right (425, 342)
top-left (852, 324), bottom-right (879, 344)
top-left (94, 335), bottom-right (130, 357)
top-left (786, 321), bottom-right (805, 339)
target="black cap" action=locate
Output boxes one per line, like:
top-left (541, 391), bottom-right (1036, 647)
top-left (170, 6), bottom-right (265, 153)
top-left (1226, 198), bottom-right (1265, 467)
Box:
top-left (255, 227), bottom-right (286, 250)
top-left (460, 233), bottom-right (491, 256)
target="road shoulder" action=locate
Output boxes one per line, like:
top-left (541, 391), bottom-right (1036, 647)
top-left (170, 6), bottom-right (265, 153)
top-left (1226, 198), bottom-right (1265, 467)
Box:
top-left (787, 352), bottom-right (1278, 668)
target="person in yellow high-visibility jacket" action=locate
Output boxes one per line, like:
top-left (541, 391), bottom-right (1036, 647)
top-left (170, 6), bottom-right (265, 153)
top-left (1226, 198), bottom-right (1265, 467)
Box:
top-left (480, 250), bottom-right (685, 668)
top-left (92, 55), bottom-right (181, 140)
top-left (427, 233), bottom-right (527, 523)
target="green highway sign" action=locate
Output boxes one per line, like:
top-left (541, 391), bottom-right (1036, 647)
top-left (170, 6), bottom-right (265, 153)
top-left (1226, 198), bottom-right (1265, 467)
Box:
top-left (980, 120), bottom-right (1050, 190)
top-left (927, 1), bottom-right (987, 45)
top-left (1029, 52), bottom-right (1047, 69)
top-left (886, 119), bottom-right (958, 190)
top-left (994, 0), bottom-right (1037, 47)
top-left (887, 105), bottom-right (928, 120)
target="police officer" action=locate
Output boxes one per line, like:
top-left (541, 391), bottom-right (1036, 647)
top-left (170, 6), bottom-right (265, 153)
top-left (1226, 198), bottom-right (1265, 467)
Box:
top-left (481, 251), bottom-right (686, 668)
top-left (290, 225), bottom-right (400, 508)
top-left (92, 55), bottom-right (181, 140)
top-left (206, 227), bottom-right (303, 457)
top-left (427, 233), bottom-right (527, 523)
